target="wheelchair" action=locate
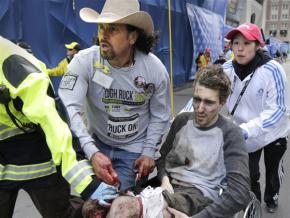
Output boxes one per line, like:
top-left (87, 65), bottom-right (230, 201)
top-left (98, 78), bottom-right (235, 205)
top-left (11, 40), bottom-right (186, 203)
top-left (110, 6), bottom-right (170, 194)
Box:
top-left (139, 176), bottom-right (262, 218)
top-left (234, 191), bottom-right (262, 218)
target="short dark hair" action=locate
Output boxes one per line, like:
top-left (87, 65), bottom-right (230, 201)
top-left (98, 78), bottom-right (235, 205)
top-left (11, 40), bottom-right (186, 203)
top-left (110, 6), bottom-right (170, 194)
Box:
top-left (92, 33), bottom-right (99, 45)
top-left (73, 44), bottom-right (81, 52)
top-left (193, 65), bottom-right (231, 103)
top-left (126, 25), bottom-right (159, 54)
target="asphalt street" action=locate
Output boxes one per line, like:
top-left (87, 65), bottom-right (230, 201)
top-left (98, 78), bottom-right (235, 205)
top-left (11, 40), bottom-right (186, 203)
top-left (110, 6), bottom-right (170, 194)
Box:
top-left (13, 59), bottom-right (290, 218)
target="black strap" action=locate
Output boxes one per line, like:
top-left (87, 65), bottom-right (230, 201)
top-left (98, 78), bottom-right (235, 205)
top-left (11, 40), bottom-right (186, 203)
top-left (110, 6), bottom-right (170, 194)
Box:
top-left (230, 73), bottom-right (255, 116)
top-left (4, 104), bottom-right (30, 133)
top-left (0, 87), bottom-right (37, 133)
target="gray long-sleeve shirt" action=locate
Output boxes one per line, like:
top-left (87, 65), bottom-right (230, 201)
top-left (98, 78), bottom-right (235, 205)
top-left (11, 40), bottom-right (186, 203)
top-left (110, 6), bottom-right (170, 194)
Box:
top-left (58, 46), bottom-right (171, 159)
top-left (157, 112), bottom-right (251, 217)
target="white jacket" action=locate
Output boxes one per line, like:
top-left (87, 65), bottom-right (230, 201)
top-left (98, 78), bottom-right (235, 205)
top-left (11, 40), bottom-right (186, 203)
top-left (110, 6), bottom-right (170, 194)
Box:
top-left (224, 60), bottom-right (290, 152)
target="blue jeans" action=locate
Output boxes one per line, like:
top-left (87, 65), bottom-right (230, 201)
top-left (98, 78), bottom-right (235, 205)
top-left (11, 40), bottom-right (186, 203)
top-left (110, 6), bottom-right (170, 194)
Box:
top-left (96, 139), bottom-right (141, 191)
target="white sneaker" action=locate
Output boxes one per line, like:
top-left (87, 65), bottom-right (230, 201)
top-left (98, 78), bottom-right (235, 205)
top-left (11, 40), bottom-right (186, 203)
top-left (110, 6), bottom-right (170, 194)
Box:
top-left (139, 186), bottom-right (164, 218)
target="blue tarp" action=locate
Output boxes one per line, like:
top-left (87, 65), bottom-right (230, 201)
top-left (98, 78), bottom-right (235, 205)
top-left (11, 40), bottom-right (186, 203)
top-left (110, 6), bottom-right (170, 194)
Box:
top-left (223, 24), bottom-right (233, 39)
top-left (187, 4), bottom-right (224, 78)
top-left (0, 0), bottom-right (228, 87)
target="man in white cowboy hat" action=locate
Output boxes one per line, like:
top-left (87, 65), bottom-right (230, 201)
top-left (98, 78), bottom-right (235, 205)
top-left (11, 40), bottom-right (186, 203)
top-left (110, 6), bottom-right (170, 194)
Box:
top-left (59, 0), bottom-right (171, 203)
top-left (47, 42), bottom-right (81, 76)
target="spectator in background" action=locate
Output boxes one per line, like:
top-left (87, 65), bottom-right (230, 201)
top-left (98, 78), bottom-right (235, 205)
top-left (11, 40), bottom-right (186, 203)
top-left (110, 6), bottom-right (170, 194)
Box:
top-left (263, 38), bottom-right (271, 54)
top-left (47, 42), bottom-right (81, 76)
top-left (269, 43), bottom-right (278, 59)
top-left (275, 50), bottom-right (283, 63)
top-left (275, 50), bottom-right (281, 58)
top-left (204, 47), bottom-right (212, 64)
top-left (224, 22), bottom-right (290, 213)
top-left (282, 52), bottom-right (288, 62)
top-left (223, 44), bottom-right (233, 61)
top-left (195, 52), bottom-right (204, 71)
top-left (195, 48), bottom-right (212, 71)
top-left (213, 53), bottom-right (227, 65)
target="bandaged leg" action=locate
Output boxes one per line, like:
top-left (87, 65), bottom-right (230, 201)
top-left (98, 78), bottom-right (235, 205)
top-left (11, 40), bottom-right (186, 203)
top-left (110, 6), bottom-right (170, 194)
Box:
top-left (82, 199), bottom-right (109, 218)
top-left (107, 186), bottom-right (167, 218)
top-left (106, 196), bottom-right (141, 218)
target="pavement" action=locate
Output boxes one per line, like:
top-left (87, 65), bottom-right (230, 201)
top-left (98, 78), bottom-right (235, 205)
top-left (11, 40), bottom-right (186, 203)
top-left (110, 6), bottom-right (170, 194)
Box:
top-left (13, 60), bottom-right (290, 218)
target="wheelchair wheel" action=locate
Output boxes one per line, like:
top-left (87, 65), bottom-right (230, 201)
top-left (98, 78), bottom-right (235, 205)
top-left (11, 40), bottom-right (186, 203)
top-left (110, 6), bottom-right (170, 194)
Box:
top-left (243, 197), bottom-right (262, 218)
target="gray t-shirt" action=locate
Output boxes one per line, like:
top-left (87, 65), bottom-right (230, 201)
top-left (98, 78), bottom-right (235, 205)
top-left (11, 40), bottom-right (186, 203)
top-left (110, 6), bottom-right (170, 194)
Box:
top-left (157, 112), bottom-right (251, 217)
top-left (59, 46), bottom-right (171, 159)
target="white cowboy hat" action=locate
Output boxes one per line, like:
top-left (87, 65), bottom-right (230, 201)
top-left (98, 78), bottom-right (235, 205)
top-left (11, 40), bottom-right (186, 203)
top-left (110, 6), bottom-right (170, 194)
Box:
top-left (79, 0), bottom-right (154, 35)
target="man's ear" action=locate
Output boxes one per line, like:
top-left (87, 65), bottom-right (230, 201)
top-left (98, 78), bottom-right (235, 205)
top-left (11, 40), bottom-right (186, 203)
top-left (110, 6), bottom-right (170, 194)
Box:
top-left (220, 100), bottom-right (226, 107)
top-left (129, 31), bottom-right (139, 45)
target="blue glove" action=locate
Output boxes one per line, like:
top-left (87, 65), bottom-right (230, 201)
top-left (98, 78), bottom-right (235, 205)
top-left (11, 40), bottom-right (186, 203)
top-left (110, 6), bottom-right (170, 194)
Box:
top-left (90, 182), bottom-right (119, 206)
top-left (242, 129), bottom-right (249, 140)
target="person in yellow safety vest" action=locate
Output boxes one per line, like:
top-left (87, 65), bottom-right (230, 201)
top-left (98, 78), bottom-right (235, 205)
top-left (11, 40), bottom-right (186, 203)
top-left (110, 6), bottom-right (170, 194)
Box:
top-left (196, 48), bottom-right (212, 71)
top-left (0, 37), bottom-right (119, 218)
top-left (196, 52), bottom-right (206, 70)
top-left (47, 42), bottom-right (81, 76)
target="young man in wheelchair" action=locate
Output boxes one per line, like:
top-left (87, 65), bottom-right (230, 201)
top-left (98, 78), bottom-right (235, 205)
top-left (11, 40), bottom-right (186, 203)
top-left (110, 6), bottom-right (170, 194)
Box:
top-left (82, 65), bottom-right (252, 218)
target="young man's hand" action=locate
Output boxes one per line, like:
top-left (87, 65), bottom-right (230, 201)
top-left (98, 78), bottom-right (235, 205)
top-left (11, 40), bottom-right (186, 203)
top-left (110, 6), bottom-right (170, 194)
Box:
top-left (167, 207), bottom-right (190, 218)
top-left (91, 152), bottom-right (119, 185)
top-left (161, 176), bottom-right (174, 194)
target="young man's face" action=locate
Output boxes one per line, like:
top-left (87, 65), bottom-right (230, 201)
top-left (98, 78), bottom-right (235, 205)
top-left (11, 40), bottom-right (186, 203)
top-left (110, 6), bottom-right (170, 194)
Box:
top-left (98, 23), bottom-right (137, 61)
top-left (193, 83), bottom-right (224, 127)
top-left (231, 33), bottom-right (258, 65)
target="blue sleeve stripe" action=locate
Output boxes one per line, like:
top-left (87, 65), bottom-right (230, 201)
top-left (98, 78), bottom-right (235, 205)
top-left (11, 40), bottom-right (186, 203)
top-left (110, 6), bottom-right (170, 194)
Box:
top-left (184, 98), bottom-right (193, 112)
top-left (263, 63), bottom-right (286, 128)
top-left (223, 66), bottom-right (232, 70)
top-left (263, 109), bottom-right (284, 128)
top-left (223, 61), bottom-right (232, 69)
top-left (263, 63), bottom-right (285, 127)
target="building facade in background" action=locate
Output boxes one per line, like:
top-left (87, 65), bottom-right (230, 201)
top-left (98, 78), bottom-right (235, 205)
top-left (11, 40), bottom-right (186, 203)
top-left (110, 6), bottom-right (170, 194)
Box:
top-left (225, 0), bottom-right (264, 27)
top-left (265, 0), bottom-right (290, 43)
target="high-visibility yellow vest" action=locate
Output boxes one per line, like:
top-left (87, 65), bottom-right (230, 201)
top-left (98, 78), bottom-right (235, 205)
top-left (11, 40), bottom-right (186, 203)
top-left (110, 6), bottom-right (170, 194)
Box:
top-left (47, 58), bottom-right (69, 76)
top-left (198, 54), bottom-right (207, 70)
top-left (0, 36), bottom-right (98, 198)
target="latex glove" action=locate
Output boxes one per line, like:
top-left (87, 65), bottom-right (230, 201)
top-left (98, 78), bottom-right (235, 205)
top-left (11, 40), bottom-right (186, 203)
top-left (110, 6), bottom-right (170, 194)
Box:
top-left (90, 182), bottom-right (119, 206)
top-left (161, 176), bottom-right (174, 194)
top-left (134, 155), bottom-right (155, 180)
top-left (91, 152), bottom-right (119, 185)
